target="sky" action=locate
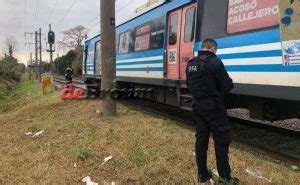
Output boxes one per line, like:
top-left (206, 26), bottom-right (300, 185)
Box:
top-left (0, 0), bottom-right (148, 65)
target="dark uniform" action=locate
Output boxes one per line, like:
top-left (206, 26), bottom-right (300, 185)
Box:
top-left (186, 50), bottom-right (234, 182)
top-left (65, 67), bottom-right (73, 85)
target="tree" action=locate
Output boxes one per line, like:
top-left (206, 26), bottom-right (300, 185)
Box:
top-left (57, 25), bottom-right (87, 76)
top-left (4, 36), bottom-right (17, 57)
top-left (58, 25), bottom-right (88, 49)
top-left (51, 50), bottom-right (76, 75)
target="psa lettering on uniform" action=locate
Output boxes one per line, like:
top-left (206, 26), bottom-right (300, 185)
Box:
top-left (188, 65), bottom-right (198, 72)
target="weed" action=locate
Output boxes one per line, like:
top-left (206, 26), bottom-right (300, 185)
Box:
top-left (73, 148), bottom-right (91, 160)
top-left (128, 147), bottom-right (148, 168)
top-left (162, 119), bottom-right (176, 126)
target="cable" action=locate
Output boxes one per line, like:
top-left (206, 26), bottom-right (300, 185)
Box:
top-left (116, 0), bottom-right (135, 13)
top-left (86, 16), bottom-right (100, 27)
top-left (54, 0), bottom-right (78, 31)
top-left (48, 0), bottom-right (59, 24)
top-left (25, 0), bottom-right (27, 36)
top-left (33, 0), bottom-right (40, 29)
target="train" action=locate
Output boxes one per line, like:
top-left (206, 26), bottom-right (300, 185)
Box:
top-left (82, 0), bottom-right (300, 121)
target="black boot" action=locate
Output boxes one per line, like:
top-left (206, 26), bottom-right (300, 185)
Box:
top-left (219, 177), bottom-right (239, 185)
top-left (198, 171), bottom-right (213, 183)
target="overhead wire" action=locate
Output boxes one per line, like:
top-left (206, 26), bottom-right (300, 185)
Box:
top-left (33, 0), bottom-right (41, 29)
top-left (88, 0), bottom-right (135, 30)
top-left (54, 0), bottom-right (78, 31)
top-left (86, 16), bottom-right (100, 27)
top-left (115, 0), bottom-right (135, 13)
top-left (48, 0), bottom-right (59, 24)
top-left (25, 0), bottom-right (27, 35)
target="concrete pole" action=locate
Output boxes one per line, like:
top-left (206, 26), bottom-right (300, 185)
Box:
top-left (35, 31), bottom-right (38, 80)
top-left (39, 28), bottom-right (42, 82)
top-left (30, 52), bottom-right (32, 82)
top-left (100, 0), bottom-right (116, 116)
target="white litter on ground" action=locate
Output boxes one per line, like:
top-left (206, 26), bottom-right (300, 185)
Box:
top-left (25, 130), bottom-right (45, 137)
top-left (245, 168), bottom-right (271, 182)
top-left (82, 176), bottom-right (98, 185)
top-left (102, 155), bottom-right (113, 165)
top-left (291, 165), bottom-right (298, 171)
top-left (193, 151), bottom-right (196, 156)
top-left (25, 132), bottom-right (33, 136)
top-left (32, 130), bottom-right (45, 137)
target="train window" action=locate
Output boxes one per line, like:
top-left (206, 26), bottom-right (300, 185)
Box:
top-left (94, 41), bottom-right (101, 74)
top-left (150, 16), bottom-right (165, 49)
top-left (169, 13), bottom-right (178, 45)
top-left (115, 35), bottom-right (119, 55)
top-left (135, 24), bottom-right (150, 51)
top-left (87, 43), bottom-right (95, 61)
top-left (200, 0), bottom-right (228, 41)
top-left (184, 7), bottom-right (196, 43)
top-left (95, 41), bottom-right (101, 66)
top-left (118, 31), bottom-right (130, 54)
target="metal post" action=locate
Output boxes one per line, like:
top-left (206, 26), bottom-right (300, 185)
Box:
top-left (35, 31), bottom-right (38, 80)
top-left (100, 0), bottom-right (117, 116)
top-left (49, 24), bottom-right (53, 64)
top-left (39, 28), bottom-right (42, 82)
top-left (29, 52), bottom-right (32, 82)
top-left (57, 53), bottom-right (59, 74)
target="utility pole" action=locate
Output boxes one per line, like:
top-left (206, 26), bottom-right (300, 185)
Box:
top-left (25, 31), bottom-right (39, 81)
top-left (35, 31), bottom-right (38, 80)
top-left (100, 0), bottom-right (116, 116)
top-left (29, 52), bottom-right (33, 82)
top-left (39, 28), bottom-right (42, 82)
top-left (57, 53), bottom-right (59, 74)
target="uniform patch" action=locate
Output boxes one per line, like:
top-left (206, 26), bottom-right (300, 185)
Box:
top-left (188, 65), bottom-right (198, 72)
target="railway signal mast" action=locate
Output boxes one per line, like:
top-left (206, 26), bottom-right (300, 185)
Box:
top-left (100, 0), bottom-right (117, 116)
top-left (47, 24), bottom-right (55, 64)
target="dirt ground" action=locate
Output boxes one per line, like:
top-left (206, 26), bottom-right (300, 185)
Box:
top-left (0, 79), bottom-right (299, 184)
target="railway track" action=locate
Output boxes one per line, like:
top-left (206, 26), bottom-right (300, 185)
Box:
top-left (52, 76), bottom-right (300, 167)
top-left (122, 100), bottom-right (300, 167)
top-left (53, 76), bottom-right (86, 89)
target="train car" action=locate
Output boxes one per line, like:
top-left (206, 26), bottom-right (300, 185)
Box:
top-left (83, 0), bottom-right (300, 121)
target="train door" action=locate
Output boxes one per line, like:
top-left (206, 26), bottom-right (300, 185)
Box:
top-left (166, 3), bottom-right (197, 80)
top-left (179, 4), bottom-right (197, 80)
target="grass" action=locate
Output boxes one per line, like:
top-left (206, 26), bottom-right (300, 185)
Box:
top-left (0, 75), bottom-right (35, 113)
top-left (73, 148), bottom-right (92, 160)
top-left (0, 78), bottom-right (299, 184)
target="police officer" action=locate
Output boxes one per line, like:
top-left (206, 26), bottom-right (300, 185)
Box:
top-left (186, 39), bottom-right (238, 184)
top-left (65, 65), bottom-right (73, 85)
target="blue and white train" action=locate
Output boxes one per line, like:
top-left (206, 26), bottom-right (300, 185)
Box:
top-left (83, 0), bottom-right (300, 121)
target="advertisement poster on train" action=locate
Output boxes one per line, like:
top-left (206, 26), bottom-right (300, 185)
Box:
top-left (282, 40), bottom-right (300, 66)
top-left (135, 25), bottom-right (151, 51)
top-left (227, 0), bottom-right (280, 33)
top-left (280, 0), bottom-right (300, 66)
